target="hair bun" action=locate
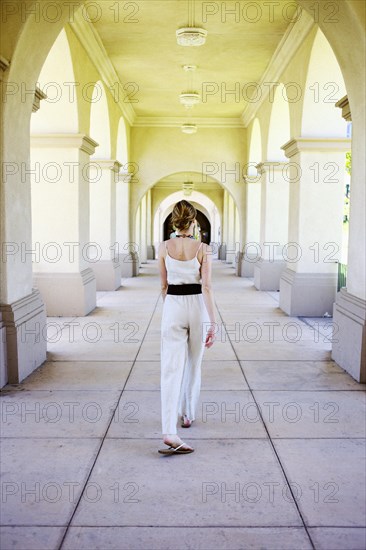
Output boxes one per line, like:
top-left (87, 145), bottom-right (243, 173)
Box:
top-left (171, 200), bottom-right (197, 232)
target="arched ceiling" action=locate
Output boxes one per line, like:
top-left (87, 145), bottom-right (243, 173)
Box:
top-left (89, 0), bottom-right (298, 121)
top-left (153, 171), bottom-right (222, 192)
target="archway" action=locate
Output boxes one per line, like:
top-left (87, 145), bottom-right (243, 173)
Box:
top-left (163, 209), bottom-right (211, 243)
top-left (254, 85), bottom-right (291, 290)
top-left (29, 28), bottom-right (97, 317)
top-left (116, 117), bottom-right (129, 166)
top-left (279, 28), bottom-right (351, 318)
top-left (153, 188), bottom-right (221, 249)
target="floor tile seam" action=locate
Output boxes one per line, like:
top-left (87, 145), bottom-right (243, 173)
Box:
top-left (239, 360), bottom-right (334, 363)
top-left (61, 523), bottom-right (365, 533)
top-left (215, 295), bottom-right (317, 550)
top-left (2, 436), bottom-right (365, 440)
top-left (56, 289), bottom-right (163, 550)
top-left (100, 388), bottom-right (366, 392)
top-left (44, 360), bottom-right (139, 363)
top-left (1, 523), bottom-right (352, 531)
top-left (0, 523), bottom-right (366, 530)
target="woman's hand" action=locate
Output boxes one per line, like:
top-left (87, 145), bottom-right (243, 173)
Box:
top-left (205, 325), bottom-right (216, 348)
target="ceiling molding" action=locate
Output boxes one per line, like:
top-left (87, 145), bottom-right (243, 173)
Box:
top-left (133, 117), bottom-right (245, 128)
top-left (241, 10), bottom-right (315, 128)
top-left (68, 13), bottom-right (136, 126)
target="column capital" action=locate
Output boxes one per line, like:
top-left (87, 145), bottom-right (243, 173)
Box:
top-left (92, 159), bottom-right (122, 173)
top-left (281, 137), bottom-right (351, 158)
top-left (30, 134), bottom-right (99, 155)
top-left (256, 161), bottom-right (287, 175)
top-left (32, 87), bottom-right (47, 113)
top-left (335, 95), bottom-right (351, 122)
top-left (243, 175), bottom-right (260, 184)
top-left (0, 56), bottom-right (10, 82)
top-left (118, 170), bottom-right (132, 183)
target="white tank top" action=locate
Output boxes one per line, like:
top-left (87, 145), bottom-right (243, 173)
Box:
top-left (164, 241), bottom-right (203, 285)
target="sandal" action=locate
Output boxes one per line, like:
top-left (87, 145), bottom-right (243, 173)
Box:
top-left (158, 442), bottom-right (194, 455)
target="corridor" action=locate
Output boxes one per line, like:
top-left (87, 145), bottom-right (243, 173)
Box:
top-left (1, 259), bottom-right (365, 550)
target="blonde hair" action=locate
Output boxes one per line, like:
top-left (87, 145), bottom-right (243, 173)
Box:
top-left (171, 200), bottom-right (197, 232)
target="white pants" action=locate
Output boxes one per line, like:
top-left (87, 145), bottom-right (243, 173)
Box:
top-left (160, 293), bottom-right (210, 435)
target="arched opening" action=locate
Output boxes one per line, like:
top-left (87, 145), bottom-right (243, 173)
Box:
top-left (90, 81), bottom-right (111, 159)
top-left (301, 29), bottom-right (351, 272)
top-left (254, 87), bottom-right (291, 290)
top-left (267, 84), bottom-right (291, 161)
top-left (301, 30), bottom-right (347, 138)
top-left (248, 118), bottom-right (262, 175)
top-left (163, 208), bottom-right (211, 243)
top-left (152, 190), bottom-right (221, 250)
top-left (29, 28), bottom-right (96, 318)
top-left (245, 118), bottom-right (262, 255)
top-left (116, 117), bottom-right (129, 166)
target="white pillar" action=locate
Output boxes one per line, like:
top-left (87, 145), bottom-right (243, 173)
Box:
top-left (241, 175), bottom-right (261, 277)
top-left (30, 133), bottom-right (98, 316)
top-left (280, 137), bottom-right (351, 316)
top-left (135, 204), bottom-right (142, 267)
top-left (116, 170), bottom-right (134, 277)
top-left (221, 190), bottom-right (229, 260)
top-left (139, 194), bottom-right (148, 263)
top-left (90, 159), bottom-right (122, 290)
top-left (146, 190), bottom-right (154, 259)
top-left (332, 97), bottom-right (365, 382)
top-left (226, 194), bottom-right (236, 265)
top-left (253, 162), bottom-right (289, 290)
top-left (0, 122), bottom-right (50, 385)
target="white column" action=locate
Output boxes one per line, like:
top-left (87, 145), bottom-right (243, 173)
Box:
top-left (241, 175), bottom-right (261, 277)
top-left (30, 133), bottom-right (98, 316)
top-left (116, 170), bottom-right (134, 277)
top-left (226, 194), bottom-right (236, 265)
top-left (146, 190), bottom-right (154, 259)
top-left (90, 159), bottom-right (122, 290)
top-left (332, 98), bottom-right (365, 382)
top-left (139, 194), bottom-right (148, 263)
top-left (135, 204), bottom-right (142, 267)
top-left (280, 137), bottom-right (351, 316)
top-left (0, 88), bottom-right (47, 385)
top-left (253, 162), bottom-right (289, 290)
top-left (221, 190), bottom-right (229, 260)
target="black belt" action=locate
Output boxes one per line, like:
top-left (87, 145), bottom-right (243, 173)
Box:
top-left (167, 284), bottom-right (202, 295)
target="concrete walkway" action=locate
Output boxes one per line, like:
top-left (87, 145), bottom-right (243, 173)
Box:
top-left (1, 260), bottom-right (365, 550)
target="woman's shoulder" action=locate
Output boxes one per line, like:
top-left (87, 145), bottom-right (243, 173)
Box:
top-left (158, 241), bottom-right (168, 254)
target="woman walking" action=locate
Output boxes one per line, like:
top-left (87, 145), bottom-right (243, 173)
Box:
top-left (158, 200), bottom-right (216, 455)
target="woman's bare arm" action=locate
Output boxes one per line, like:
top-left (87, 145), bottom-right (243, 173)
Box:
top-left (158, 242), bottom-right (168, 301)
top-left (200, 243), bottom-right (216, 324)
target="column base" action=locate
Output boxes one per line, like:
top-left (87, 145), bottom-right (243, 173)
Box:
top-left (147, 245), bottom-right (155, 260)
top-left (235, 252), bottom-right (242, 276)
top-left (237, 253), bottom-right (260, 278)
top-left (280, 268), bottom-right (337, 316)
top-left (92, 260), bottom-right (122, 291)
top-left (0, 313), bottom-right (8, 388)
top-left (254, 259), bottom-right (286, 291)
top-left (0, 289), bottom-right (47, 385)
top-left (33, 268), bottom-right (96, 316)
top-left (119, 253), bottom-right (134, 278)
top-left (225, 252), bottom-right (236, 265)
top-left (219, 244), bottom-right (226, 260)
top-left (332, 289), bottom-right (366, 383)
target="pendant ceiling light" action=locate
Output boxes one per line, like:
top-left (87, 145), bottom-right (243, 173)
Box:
top-left (181, 123), bottom-right (197, 134)
top-left (179, 65), bottom-right (200, 108)
top-left (179, 92), bottom-right (200, 107)
top-left (176, 28), bottom-right (207, 47)
top-left (176, 0), bottom-right (207, 46)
